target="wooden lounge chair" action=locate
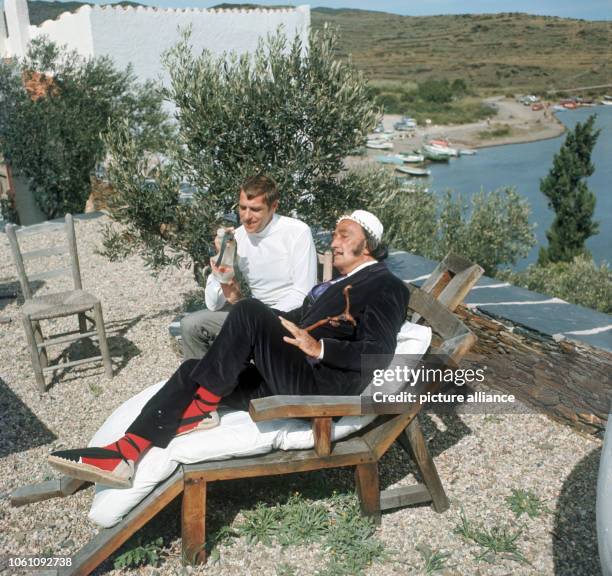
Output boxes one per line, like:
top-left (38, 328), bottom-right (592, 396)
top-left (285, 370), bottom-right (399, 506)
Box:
top-left (11, 254), bottom-right (482, 575)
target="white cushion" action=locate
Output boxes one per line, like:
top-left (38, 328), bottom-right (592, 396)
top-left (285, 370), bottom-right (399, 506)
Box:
top-left (88, 321), bottom-right (431, 527)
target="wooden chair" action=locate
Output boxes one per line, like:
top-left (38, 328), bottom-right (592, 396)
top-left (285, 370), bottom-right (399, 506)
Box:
top-left (5, 214), bottom-right (113, 391)
top-left (410, 252), bottom-right (483, 323)
top-left (10, 253), bottom-right (482, 575)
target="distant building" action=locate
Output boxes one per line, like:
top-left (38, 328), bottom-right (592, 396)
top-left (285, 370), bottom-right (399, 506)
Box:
top-left (0, 0), bottom-right (310, 83)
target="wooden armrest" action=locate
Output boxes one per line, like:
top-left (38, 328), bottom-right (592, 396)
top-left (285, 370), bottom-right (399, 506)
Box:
top-left (249, 395), bottom-right (363, 422)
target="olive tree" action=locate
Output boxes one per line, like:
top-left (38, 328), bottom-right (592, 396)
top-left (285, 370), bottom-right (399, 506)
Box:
top-left (100, 27), bottom-right (380, 274)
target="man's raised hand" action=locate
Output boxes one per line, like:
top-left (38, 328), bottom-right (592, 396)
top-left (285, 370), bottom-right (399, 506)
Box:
top-left (279, 317), bottom-right (322, 359)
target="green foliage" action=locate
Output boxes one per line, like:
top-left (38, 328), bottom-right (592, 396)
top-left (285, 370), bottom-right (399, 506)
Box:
top-left (454, 509), bottom-right (529, 565)
top-left (0, 38), bottom-right (171, 219)
top-left (350, 168), bottom-right (535, 275)
top-left (505, 488), bottom-right (550, 519)
top-left (113, 536), bottom-right (165, 569)
top-left (211, 492), bottom-right (386, 576)
top-left (538, 114), bottom-right (600, 265)
top-left (102, 26), bottom-right (379, 275)
top-left (417, 79), bottom-right (454, 103)
top-left (498, 256), bottom-right (612, 313)
top-left (372, 79), bottom-right (494, 124)
top-left (416, 543), bottom-right (452, 575)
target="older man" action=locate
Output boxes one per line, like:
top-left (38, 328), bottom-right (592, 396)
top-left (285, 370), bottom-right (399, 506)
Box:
top-left (181, 174), bottom-right (317, 359)
top-left (48, 210), bottom-right (409, 488)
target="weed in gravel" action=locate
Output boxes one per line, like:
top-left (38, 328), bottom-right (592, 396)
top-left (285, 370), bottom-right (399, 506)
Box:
top-left (506, 488), bottom-right (550, 519)
top-left (454, 508), bottom-right (530, 565)
top-left (416, 543), bottom-right (452, 574)
top-left (211, 491), bottom-right (386, 576)
top-left (277, 562), bottom-right (298, 576)
top-left (114, 535), bottom-right (165, 569)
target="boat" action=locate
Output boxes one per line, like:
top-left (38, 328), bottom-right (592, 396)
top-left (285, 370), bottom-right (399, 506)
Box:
top-left (426, 138), bottom-right (459, 157)
top-left (459, 148), bottom-right (476, 156)
top-left (374, 154), bottom-right (404, 165)
top-left (531, 103), bottom-right (544, 111)
top-left (399, 153), bottom-right (425, 163)
top-left (601, 96), bottom-right (612, 106)
top-left (421, 143), bottom-right (451, 162)
top-left (396, 165), bottom-right (431, 177)
top-left (366, 140), bottom-right (394, 150)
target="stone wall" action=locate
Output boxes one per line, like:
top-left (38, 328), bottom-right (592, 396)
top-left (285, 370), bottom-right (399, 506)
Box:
top-left (457, 305), bottom-right (612, 436)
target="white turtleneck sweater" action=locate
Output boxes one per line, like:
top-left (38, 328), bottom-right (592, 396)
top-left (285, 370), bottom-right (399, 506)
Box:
top-left (205, 214), bottom-right (318, 312)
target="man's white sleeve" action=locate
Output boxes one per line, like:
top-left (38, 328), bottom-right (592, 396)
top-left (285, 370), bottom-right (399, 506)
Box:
top-left (204, 273), bottom-right (227, 311)
top-left (273, 227), bottom-right (318, 312)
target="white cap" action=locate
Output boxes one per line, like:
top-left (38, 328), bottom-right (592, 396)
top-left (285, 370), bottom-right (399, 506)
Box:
top-left (337, 210), bottom-right (384, 246)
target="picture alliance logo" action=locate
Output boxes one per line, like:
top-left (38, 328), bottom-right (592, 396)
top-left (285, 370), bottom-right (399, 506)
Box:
top-left (372, 365), bottom-right (487, 387)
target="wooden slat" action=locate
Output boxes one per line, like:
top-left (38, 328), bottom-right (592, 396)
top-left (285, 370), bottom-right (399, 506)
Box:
top-left (182, 478), bottom-right (207, 565)
top-left (38, 330), bottom-right (98, 348)
top-left (355, 462), bottom-right (381, 523)
top-left (15, 221), bottom-right (64, 237)
top-left (249, 395), bottom-right (362, 421)
top-left (401, 419), bottom-right (449, 512)
top-left (183, 437), bottom-right (375, 482)
top-left (60, 470), bottom-right (184, 576)
top-left (10, 476), bottom-right (87, 507)
top-left (28, 267), bottom-right (72, 282)
top-left (380, 484), bottom-right (432, 511)
top-left (312, 417), bottom-right (332, 457)
top-left (42, 355), bottom-right (103, 373)
top-left (22, 245), bottom-right (69, 260)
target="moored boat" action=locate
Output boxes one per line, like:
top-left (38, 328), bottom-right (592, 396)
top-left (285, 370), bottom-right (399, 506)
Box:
top-left (396, 165), bottom-right (431, 177)
top-left (366, 140), bottom-right (394, 150)
top-left (399, 153), bottom-right (425, 163)
top-left (421, 143), bottom-right (451, 161)
top-left (374, 154), bottom-right (404, 165)
top-left (459, 148), bottom-right (476, 156)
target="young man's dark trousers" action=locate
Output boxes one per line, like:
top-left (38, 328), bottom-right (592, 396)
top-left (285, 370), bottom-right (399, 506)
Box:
top-left (127, 299), bottom-right (327, 448)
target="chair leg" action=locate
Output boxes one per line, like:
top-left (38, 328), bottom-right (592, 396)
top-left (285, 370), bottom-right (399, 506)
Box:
top-left (397, 418), bottom-right (449, 513)
top-left (22, 316), bottom-right (46, 392)
top-left (92, 303), bottom-right (113, 378)
top-left (78, 312), bottom-right (88, 334)
top-left (32, 321), bottom-right (48, 369)
top-left (182, 477), bottom-right (207, 565)
top-left (355, 462), bottom-right (381, 524)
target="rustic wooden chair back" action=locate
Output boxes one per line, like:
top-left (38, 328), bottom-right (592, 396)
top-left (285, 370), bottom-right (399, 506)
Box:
top-left (411, 252), bottom-right (483, 322)
top-left (5, 214), bottom-right (112, 391)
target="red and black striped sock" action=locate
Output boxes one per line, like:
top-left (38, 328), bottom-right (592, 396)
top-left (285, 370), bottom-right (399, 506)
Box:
top-left (176, 386), bottom-right (221, 435)
top-left (82, 433), bottom-right (151, 471)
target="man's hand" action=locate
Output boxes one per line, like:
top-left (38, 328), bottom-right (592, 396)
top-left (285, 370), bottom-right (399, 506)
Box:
top-left (279, 317), bottom-right (322, 359)
top-left (210, 256), bottom-right (241, 304)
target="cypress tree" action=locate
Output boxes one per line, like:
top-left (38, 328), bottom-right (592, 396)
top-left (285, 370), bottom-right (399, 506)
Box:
top-left (538, 114), bottom-right (600, 265)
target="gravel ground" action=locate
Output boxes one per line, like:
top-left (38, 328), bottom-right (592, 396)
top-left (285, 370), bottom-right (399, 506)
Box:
top-left (0, 215), bottom-right (603, 576)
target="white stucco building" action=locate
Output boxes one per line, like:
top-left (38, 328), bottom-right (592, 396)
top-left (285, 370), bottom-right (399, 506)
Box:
top-left (0, 0), bottom-right (310, 83)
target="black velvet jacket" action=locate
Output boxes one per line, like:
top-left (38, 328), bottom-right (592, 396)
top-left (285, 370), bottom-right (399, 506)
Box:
top-left (279, 261), bottom-right (410, 392)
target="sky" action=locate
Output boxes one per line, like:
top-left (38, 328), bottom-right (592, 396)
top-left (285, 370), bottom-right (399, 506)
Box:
top-left (47, 0), bottom-right (612, 20)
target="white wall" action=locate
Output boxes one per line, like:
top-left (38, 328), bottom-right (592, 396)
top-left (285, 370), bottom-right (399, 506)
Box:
top-left (0, 7), bottom-right (8, 55)
top-left (88, 5), bottom-right (310, 84)
top-left (17, 4), bottom-right (310, 83)
top-left (29, 6), bottom-right (95, 57)
top-left (4, 0), bottom-right (30, 57)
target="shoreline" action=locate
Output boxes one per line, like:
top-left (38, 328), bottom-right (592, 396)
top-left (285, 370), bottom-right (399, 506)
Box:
top-left (374, 97), bottom-right (566, 157)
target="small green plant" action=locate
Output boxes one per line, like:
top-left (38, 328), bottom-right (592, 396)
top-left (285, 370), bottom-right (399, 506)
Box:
top-left (113, 536), bottom-right (165, 569)
top-left (416, 543), bottom-right (451, 574)
top-left (506, 488), bottom-right (550, 519)
top-left (454, 509), bottom-right (529, 565)
top-left (226, 492), bottom-right (386, 576)
top-left (498, 256), bottom-right (612, 313)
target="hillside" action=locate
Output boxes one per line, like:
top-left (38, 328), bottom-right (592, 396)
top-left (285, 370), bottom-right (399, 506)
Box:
top-left (25, 3), bottom-right (611, 94)
top-left (311, 9), bottom-right (612, 94)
